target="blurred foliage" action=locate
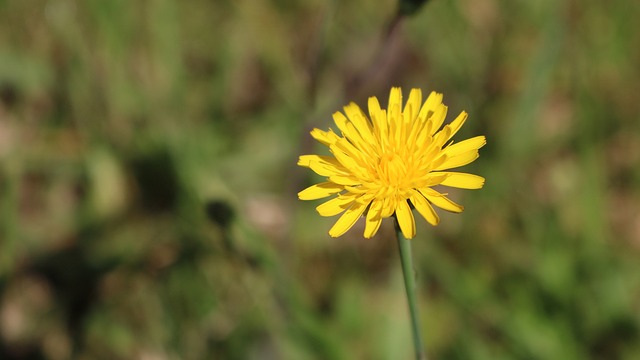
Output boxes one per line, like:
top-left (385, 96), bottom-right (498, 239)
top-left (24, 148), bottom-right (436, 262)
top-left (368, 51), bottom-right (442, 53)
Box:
top-left (398, 0), bottom-right (432, 16)
top-left (0, 0), bottom-right (639, 359)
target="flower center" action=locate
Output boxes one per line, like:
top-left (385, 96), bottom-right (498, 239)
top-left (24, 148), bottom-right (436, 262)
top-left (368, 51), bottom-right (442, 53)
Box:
top-left (377, 152), bottom-right (407, 188)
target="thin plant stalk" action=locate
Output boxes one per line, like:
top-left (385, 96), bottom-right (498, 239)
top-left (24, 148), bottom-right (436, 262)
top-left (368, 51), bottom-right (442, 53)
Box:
top-left (396, 221), bottom-right (427, 360)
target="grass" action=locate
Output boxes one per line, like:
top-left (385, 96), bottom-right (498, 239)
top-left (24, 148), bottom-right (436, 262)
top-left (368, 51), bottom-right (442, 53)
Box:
top-left (1, 0), bottom-right (640, 359)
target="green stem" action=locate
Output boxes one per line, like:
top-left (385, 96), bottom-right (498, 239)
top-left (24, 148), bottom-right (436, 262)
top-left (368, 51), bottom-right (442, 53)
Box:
top-left (395, 221), bottom-right (427, 360)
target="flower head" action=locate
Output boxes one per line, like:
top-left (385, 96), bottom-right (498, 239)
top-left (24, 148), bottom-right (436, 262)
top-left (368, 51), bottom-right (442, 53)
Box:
top-left (298, 87), bottom-right (485, 239)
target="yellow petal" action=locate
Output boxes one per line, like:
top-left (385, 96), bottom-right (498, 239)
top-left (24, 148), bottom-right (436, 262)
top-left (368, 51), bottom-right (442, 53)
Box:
top-left (298, 182), bottom-right (344, 200)
top-left (389, 101), bottom-right (403, 146)
top-left (364, 199), bottom-right (383, 238)
top-left (368, 96), bottom-right (382, 121)
top-left (439, 172), bottom-right (485, 189)
top-left (429, 153), bottom-right (448, 171)
top-left (368, 97), bottom-right (387, 143)
top-left (433, 150), bottom-right (479, 171)
top-left (411, 171), bottom-right (447, 189)
top-left (316, 195), bottom-right (355, 216)
top-left (329, 200), bottom-right (369, 237)
top-left (331, 111), bottom-right (351, 137)
top-left (310, 128), bottom-right (339, 146)
top-left (299, 155), bottom-right (348, 177)
top-left (412, 123), bottom-right (433, 153)
top-left (395, 199), bottom-right (416, 239)
top-left (381, 196), bottom-right (396, 218)
top-left (431, 125), bottom-right (452, 149)
top-left (388, 87), bottom-right (403, 116)
top-left (344, 103), bottom-right (374, 143)
top-left (308, 163), bottom-right (345, 177)
top-left (442, 136), bottom-right (486, 158)
top-left (405, 88), bottom-right (422, 121)
top-left (423, 173), bottom-right (449, 186)
top-left (345, 185), bottom-right (370, 194)
top-left (355, 193), bottom-right (376, 204)
top-left (417, 91), bottom-right (443, 124)
top-left (331, 139), bottom-right (368, 176)
top-left (421, 188), bottom-right (464, 213)
top-left (328, 175), bottom-right (362, 186)
top-left (297, 155), bottom-right (313, 167)
top-left (409, 191), bottom-right (440, 226)
top-left (339, 123), bottom-right (378, 161)
top-left (427, 104), bottom-right (448, 136)
top-left (445, 111), bottom-right (468, 140)
top-left (402, 103), bottom-right (414, 131)
top-left (406, 113), bottom-right (429, 150)
top-left (331, 112), bottom-right (372, 157)
top-left (376, 109), bottom-right (389, 150)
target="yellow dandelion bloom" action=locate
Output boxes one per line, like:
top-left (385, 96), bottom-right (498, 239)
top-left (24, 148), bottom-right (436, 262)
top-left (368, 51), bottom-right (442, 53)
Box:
top-left (298, 87), bottom-right (486, 239)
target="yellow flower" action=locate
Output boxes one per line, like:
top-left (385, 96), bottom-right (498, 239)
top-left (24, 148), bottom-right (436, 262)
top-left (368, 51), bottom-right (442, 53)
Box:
top-left (298, 87), bottom-right (485, 239)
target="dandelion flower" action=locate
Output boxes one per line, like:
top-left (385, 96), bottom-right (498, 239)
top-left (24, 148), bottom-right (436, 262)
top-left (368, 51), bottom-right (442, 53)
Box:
top-left (298, 87), bottom-right (485, 239)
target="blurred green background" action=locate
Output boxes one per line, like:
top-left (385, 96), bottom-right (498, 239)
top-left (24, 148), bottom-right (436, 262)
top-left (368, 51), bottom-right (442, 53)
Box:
top-left (1, 0), bottom-right (640, 359)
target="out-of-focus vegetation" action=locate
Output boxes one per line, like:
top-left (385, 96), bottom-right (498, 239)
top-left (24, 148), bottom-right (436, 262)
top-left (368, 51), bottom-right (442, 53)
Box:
top-left (1, 0), bottom-right (639, 359)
